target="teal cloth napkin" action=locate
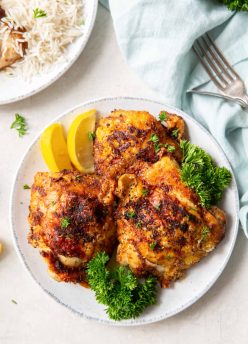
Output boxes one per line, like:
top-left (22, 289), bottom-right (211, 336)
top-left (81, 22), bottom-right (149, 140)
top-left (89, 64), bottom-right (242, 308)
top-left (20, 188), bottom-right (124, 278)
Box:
top-left (100, 0), bottom-right (248, 237)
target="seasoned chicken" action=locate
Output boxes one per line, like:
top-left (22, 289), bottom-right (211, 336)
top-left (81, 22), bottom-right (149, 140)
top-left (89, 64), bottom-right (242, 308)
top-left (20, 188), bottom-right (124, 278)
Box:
top-left (116, 156), bottom-right (226, 288)
top-left (94, 110), bottom-right (183, 179)
top-left (0, 17), bottom-right (26, 70)
top-left (28, 170), bottom-right (116, 286)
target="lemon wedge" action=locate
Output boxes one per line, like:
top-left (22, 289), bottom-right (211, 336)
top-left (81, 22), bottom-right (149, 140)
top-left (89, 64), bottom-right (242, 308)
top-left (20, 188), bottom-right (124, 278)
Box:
top-left (40, 123), bottom-right (71, 172)
top-left (67, 109), bottom-right (96, 173)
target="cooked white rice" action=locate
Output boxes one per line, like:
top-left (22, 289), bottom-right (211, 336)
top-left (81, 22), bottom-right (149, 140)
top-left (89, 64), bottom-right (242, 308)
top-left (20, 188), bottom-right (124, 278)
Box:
top-left (0, 0), bottom-right (84, 79)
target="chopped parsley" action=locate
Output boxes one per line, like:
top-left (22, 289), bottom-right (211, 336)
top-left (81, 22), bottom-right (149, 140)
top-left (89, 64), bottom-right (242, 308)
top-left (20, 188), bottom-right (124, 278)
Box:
top-left (159, 111), bottom-right (167, 122)
top-left (126, 211), bottom-right (136, 219)
top-left (150, 134), bottom-right (163, 153)
top-left (150, 133), bottom-right (159, 143)
top-left (33, 8), bottom-right (47, 18)
top-left (141, 189), bottom-right (149, 197)
top-left (201, 226), bottom-right (211, 241)
top-left (11, 299), bottom-right (18, 305)
top-left (11, 114), bottom-right (28, 137)
top-left (87, 252), bottom-right (157, 321)
top-left (149, 242), bottom-right (157, 250)
top-left (61, 217), bottom-right (70, 229)
top-left (88, 131), bottom-right (96, 141)
top-left (167, 144), bottom-right (175, 153)
top-left (172, 129), bottom-right (179, 138)
top-left (136, 221), bottom-right (142, 228)
top-left (23, 184), bottom-right (31, 190)
top-left (51, 201), bottom-right (56, 206)
top-left (180, 140), bottom-right (232, 208)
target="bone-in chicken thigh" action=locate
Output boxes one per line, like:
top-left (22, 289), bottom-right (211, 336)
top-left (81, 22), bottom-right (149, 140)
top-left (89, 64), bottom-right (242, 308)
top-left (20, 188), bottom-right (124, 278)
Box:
top-left (28, 170), bottom-right (116, 286)
top-left (94, 110), bottom-right (183, 179)
top-left (116, 156), bottom-right (226, 288)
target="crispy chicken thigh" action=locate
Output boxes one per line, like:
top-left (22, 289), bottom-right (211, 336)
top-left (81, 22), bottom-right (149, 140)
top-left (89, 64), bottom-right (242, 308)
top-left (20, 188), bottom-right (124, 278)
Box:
top-left (116, 156), bottom-right (226, 287)
top-left (28, 170), bottom-right (116, 286)
top-left (94, 110), bottom-right (183, 179)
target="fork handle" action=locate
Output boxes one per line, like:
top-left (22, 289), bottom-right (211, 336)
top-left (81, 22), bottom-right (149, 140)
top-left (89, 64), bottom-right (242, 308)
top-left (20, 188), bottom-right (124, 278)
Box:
top-left (189, 89), bottom-right (248, 110)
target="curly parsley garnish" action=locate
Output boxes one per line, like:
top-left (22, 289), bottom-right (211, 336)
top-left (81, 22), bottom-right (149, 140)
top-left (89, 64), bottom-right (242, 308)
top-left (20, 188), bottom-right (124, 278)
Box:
top-left (33, 8), bottom-right (47, 18)
top-left (180, 140), bottom-right (232, 208)
top-left (87, 252), bottom-right (157, 321)
top-left (11, 114), bottom-right (28, 137)
top-left (219, 0), bottom-right (248, 11)
top-left (159, 111), bottom-right (167, 122)
top-left (61, 217), bottom-right (70, 229)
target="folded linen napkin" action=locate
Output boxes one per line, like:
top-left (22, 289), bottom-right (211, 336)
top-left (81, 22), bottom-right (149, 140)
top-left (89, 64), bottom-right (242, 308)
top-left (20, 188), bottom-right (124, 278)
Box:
top-left (100, 0), bottom-right (248, 237)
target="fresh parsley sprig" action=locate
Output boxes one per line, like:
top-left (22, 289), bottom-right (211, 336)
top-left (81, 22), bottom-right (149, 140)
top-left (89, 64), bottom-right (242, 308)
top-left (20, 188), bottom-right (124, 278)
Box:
top-left (10, 114), bottom-right (28, 137)
top-left (219, 0), bottom-right (248, 11)
top-left (180, 140), bottom-right (232, 208)
top-left (87, 252), bottom-right (157, 321)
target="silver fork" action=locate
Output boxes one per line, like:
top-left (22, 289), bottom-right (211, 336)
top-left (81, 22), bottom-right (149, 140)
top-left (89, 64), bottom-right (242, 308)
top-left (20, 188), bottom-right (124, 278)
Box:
top-left (192, 33), bottom-right (248, 109)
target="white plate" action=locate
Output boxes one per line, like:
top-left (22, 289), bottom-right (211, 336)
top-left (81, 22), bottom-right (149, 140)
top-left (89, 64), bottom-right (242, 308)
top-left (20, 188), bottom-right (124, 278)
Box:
top-left (10, 97), bottom-right (239, 326)
top-left (0, 0), bottom-right (98, 105)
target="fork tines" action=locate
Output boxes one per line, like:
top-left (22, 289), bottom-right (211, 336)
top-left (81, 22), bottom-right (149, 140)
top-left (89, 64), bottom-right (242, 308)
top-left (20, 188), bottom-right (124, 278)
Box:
top-left (193, 33), bottom-right (239, 90)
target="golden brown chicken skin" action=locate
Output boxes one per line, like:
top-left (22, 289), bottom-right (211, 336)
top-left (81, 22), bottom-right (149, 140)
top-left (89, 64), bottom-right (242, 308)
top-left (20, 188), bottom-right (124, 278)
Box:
top-left (94, 110), bottom-right (183, 179)
top-left (28, 170), bottom-right (116, 286)
top-left (116, 156), bottom-right (226, 288)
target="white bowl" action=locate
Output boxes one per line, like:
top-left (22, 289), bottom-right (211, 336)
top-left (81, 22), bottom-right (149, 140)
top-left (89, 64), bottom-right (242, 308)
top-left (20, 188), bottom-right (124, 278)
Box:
top-left (0, 0), bottom-right (98, 104)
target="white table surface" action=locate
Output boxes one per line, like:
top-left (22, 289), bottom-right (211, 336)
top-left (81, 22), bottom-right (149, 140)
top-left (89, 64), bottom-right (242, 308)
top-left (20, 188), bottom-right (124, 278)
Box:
top-left (0, 5), bottom-right (248, 344)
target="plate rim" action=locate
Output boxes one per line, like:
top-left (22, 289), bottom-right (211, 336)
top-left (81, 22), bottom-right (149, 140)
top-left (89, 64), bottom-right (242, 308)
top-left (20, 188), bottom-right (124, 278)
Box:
top-left (0, 0), bottom-right (98, 105)
top-left (9, 96), bottom-right (240, 326)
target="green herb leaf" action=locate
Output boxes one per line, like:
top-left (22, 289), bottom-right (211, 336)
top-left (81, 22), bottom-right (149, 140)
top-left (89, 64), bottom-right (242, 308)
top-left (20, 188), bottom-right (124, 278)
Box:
top-left (172, 128), bottom-right (179, 138)
top-left (136, 221), bottom-right (142, 228)
top-left (159, 111), bottom-right (167, 122)
top-left (141, 189), bottom-right (149, 197)
top-left (126, 211), bottom-right (136, 219)
top-left (61, 217), bottom-right (70, 229)
top-left (154, 143), bottom-right (163, 153)
top-left (150, 134), bottom-right (159, 143)
top-left (87, 252), bottom-right (157, 321)
top-left (149, 242), bottom-right (157, 250)
top-left (88, 131), bottom-right (96, 141)
top-left (11, 114), bottom-right (28, 137)
top-left (201, 226), bottom-right (210, 241)
top-left (219, 0), bottom-right (248, 11)
top-left (23, 184), bottom-right (31, 190)
top-left (33, 8), bottom-right (47, 18)
top-left (180, 140), bottom-right (232, 208)
top-left (11, 299), bottom-right (18, 304)
top-left (167, 144), bottom-right (175, 153)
